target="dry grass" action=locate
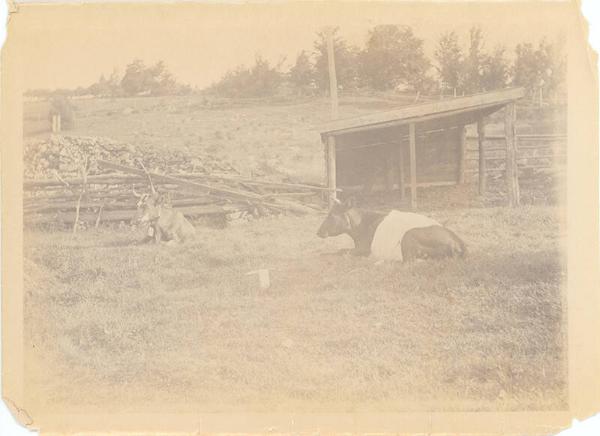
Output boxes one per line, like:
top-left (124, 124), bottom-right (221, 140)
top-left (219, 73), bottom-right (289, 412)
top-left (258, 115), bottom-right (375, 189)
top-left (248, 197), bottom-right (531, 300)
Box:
top-left (22, 94), bottom-right (567, 414)
top-left (24, 94), bottom-right (546, 183)
top-left (24, 205), bottom-right (567, 414)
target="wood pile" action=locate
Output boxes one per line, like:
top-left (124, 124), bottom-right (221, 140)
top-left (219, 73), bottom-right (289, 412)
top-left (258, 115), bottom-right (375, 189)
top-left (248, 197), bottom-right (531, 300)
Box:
top-left (24, 136), bottom-right (331, 229)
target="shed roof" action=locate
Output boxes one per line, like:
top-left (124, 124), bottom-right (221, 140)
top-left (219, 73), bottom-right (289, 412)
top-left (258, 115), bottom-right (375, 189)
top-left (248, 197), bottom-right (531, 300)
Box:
top-left (320, 87), bottom-right (526, 138)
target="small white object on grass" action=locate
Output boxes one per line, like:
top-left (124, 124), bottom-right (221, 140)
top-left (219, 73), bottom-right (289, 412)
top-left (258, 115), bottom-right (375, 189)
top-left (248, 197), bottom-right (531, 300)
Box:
top-left (246, 268), bottom-right (270, 290)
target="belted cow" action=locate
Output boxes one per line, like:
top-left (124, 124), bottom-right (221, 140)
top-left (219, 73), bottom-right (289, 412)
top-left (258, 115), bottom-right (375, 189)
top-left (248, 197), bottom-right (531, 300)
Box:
top-left (133, 187), bottom-right (196, 245)
top-left (317, 197), bottom-right (466, 262)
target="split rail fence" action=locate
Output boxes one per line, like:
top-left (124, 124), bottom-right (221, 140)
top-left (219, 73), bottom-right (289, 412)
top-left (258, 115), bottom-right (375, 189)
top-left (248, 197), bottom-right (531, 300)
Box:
top-left (24, 160), bottom-right (331, 227)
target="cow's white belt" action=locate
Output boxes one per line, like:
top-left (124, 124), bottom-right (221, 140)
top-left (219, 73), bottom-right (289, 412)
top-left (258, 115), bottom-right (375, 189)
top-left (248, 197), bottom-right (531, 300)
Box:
top-left (370, 211), bottom-right (440, 261)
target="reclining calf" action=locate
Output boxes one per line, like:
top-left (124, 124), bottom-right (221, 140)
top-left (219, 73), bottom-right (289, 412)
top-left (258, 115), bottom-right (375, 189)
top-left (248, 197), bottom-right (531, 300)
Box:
top-left (133, 190), bottom-right (196, 245)
top-left (317, 198), bottom-right (466, 262)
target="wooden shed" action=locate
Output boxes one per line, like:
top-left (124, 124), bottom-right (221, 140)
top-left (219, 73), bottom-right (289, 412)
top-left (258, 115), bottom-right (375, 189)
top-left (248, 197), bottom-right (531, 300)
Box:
top-left (320, 87), bottom-right (526, 208)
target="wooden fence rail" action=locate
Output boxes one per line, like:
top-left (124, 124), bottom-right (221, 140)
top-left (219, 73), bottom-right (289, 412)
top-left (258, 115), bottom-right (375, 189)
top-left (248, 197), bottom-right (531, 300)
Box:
top-left (24, 162), bottom-right (329, 226)
top-left (463, 133), bottom-right (566, 175)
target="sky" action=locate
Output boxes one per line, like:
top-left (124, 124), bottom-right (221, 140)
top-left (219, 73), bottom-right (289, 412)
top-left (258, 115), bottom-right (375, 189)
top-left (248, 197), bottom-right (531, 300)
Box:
top-left (8, 1), bottom-right (570, 91)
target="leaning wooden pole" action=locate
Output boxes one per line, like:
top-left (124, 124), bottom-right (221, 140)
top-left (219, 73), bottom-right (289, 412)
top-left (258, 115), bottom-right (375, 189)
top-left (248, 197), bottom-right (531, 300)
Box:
top-left (326, 27), bottom-right (339, 120)
top-left (504, 103), bottom-right (520, 206)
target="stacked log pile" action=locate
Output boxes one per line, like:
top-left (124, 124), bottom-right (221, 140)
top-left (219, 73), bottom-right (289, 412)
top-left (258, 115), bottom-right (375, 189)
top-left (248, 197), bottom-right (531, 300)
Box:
top-left (24, 136), bottom-right (330, 229)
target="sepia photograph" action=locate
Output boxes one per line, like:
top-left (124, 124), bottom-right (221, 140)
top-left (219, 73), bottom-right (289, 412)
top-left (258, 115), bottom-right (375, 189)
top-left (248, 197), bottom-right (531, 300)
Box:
top-left (2, 1), bottom-right (599, 434)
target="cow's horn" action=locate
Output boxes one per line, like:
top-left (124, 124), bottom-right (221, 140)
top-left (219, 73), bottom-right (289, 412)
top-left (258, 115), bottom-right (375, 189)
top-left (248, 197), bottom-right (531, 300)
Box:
top-left (333, 197), bottom-right (342, 205)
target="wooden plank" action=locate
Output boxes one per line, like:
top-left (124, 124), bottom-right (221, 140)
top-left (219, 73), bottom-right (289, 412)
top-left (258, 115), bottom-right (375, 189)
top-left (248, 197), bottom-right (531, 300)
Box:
top-left (192, 174), bottom-right (336, 192)
top-left (465, 163), bottom-right (565, 173)
top-left (323, 102), bottom-right (504, 138)
top-left (465, 133), bottom-right (567, 140)
top-left (24, 174), bottom-right (145, 189)
top-left (457, 126), bottom-right (466, 184)
top-left (24, 197), bottom-right (222, 214)
top-left (409, 123), bottom-right (417, 209)
top-left (340, 180), bottom-right (456, 192)
top-left (477, 118), bottom-right (487, 194)
top-left (25, 172), bottom-right (334, 193)
top-left (25, 204), bottom-right (246, 225)
top-left (320, 87), bottom-right (526, 134)
top-left (465, 154), bottom-right (565, 163)
top-left (333, 133), bottom-right (564, 154)
top-left (504, 103), bottom-right (520, 206)
top-left (327, 135), bottom-right (337, 206)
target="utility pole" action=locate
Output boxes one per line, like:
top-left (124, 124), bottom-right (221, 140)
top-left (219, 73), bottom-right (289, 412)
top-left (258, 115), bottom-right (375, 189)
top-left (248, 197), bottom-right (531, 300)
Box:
top-left (326, 27), bottom-right (339, 120)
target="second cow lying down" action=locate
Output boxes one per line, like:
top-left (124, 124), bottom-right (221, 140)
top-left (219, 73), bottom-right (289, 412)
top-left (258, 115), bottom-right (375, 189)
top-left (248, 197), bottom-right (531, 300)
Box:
top-left (317, 198), bottom-right (466, 261)
top-left (134, 190), bottom-right (196, 244)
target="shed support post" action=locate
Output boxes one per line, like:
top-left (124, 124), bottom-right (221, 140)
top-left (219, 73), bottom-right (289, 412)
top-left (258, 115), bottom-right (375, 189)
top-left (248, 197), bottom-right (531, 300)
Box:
top-left (477, 118), bottom-right (487, 195)
top-left (386, 145), bottom-right (395, 191)
top-left (326, 135), bottom-right (337, 207)
top-left (504, 103), bottom-right (520, 206)
top-left (398, 144), bottom-right (405, 201)
top-left (409, 123), bottom-right (417, 209)
top-left (457, 125), bottom-right (466, 184)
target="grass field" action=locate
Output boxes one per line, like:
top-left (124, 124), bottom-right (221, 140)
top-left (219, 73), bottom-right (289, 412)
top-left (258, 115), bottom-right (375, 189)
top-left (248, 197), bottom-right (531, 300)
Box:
top-left (24, 93), bottom-right (563, 183)
top-left (24, 205), bottom-right (567, 414)
top-left (22, 93), bottom-right (567, 415)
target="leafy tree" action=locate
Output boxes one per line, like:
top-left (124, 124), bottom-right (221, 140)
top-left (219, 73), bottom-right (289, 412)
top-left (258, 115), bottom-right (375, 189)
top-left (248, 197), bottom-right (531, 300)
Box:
top-left (209, 55), bottom-right (283, 97)
top-left (435, 27), bottom-right (508, 95)
top-left (480, 46), bottom-right (509, 91)
top-left (118, 60), bottom-right (186, 96)
top-left (360, 25), bottom-right (432, 92)
top-left (462, 26), bottom-right (486, 94)
top-left (512, 37), bottom-right (565, 100)
top-left (434, 31), bottom-right (464, 93)
top-left (289, 50), bottom-right (315, 93)
top-left (120, 59), bottom-right (150, 96)
top-left (248, 55), bottom-right (284, 96)
top-left (312, 28), bottom-right (359, 93)
top-left (146, 61), bottom-right (175, 96)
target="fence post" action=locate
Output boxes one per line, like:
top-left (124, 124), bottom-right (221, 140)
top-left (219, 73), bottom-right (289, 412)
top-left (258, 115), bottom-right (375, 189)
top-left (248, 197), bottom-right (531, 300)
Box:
top-left (409, 123), bottom-right (417, 209)
top-left (398, 143), bottom-right (405, 201)
top-left (457, 126), bottom-right (466, 184)
top-left (386, 144), bottom-right (395, 191)
top-left (51, 114), bottom-right (61, 133)
top-left (327, 135), bottom-right (337, 207)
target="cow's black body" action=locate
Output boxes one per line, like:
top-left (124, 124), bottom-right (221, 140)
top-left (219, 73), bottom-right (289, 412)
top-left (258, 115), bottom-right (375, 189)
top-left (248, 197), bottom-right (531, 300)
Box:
top-left (401, 225), bottom-right (466, 261)
top-left (317, 198), bottom-right (466, 261)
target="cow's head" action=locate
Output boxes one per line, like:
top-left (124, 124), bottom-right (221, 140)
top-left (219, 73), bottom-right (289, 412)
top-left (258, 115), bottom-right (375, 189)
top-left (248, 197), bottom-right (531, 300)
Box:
top-left (133, 187), bottom-right (169, 223)
top-left (317, 197), bottom-right (357, 238)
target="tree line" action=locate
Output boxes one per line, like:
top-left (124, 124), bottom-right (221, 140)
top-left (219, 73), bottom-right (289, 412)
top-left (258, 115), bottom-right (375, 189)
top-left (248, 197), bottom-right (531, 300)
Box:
top-left (25, 25), bottom-right (565, 102)
top-left (25, 59), bottom-right (192, 99)
top-left (209, 25), bottom-right (566, 101)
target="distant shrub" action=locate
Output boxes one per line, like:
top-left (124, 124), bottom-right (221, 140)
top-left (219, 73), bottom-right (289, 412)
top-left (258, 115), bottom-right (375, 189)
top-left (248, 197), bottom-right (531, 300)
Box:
top-left (208, 55), bottom-right (283, 98)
